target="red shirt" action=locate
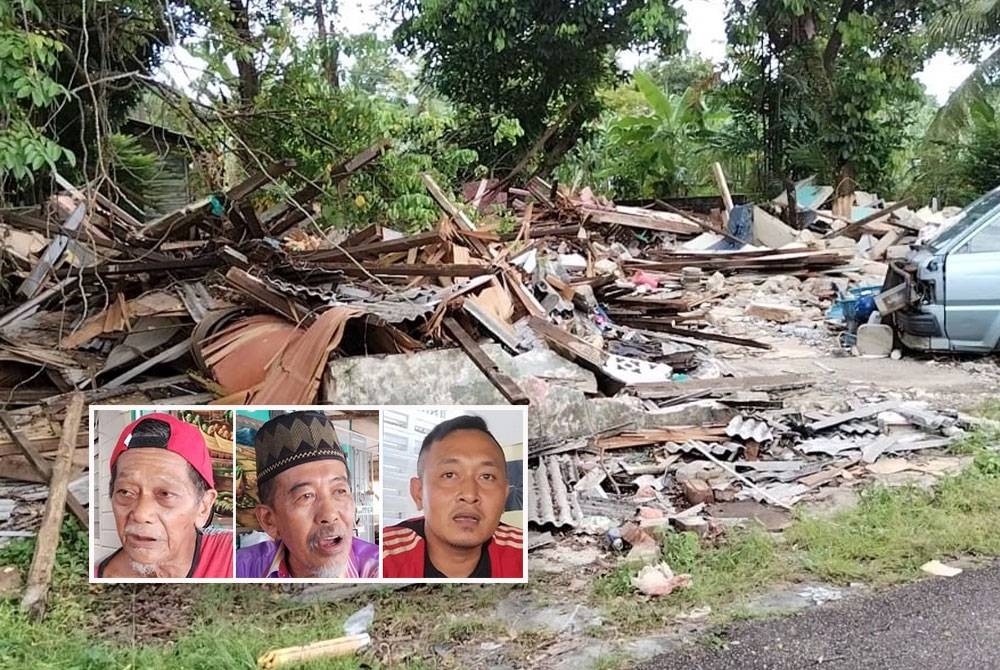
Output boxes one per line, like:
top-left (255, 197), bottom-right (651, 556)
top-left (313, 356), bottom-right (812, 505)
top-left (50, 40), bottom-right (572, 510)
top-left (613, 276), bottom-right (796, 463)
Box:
top-left (96, 531), bottom-right (234, 578)
top-left (382, 517), bottom-right (523, 579)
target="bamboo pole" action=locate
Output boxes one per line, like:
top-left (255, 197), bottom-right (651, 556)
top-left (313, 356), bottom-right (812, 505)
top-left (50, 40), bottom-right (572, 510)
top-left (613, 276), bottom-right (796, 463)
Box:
top-left (257, 633), bottom-right (370, 668)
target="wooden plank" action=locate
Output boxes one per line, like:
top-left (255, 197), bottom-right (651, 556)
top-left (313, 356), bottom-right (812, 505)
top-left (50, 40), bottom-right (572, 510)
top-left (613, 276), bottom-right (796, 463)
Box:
top-left (631, 374), bottom-right (811, 400)
top-left (53, 172), bottom-right (142, 229)
top-left (869, 230), bottom-right (900, 260)
top-left (463, 300), bottom-right (520, 352)
top-left (313, 262), bottom-right (493, 278)
top-left (0, 408), bottom-right (88, 529)
top-left (20, 393), bottom-right (84, 619)
top-left (0, 449), bottom-right (88, 485)
top-left (340, 223), bottom-right (382, 248)
top-left (579, 207), bottom-right (701, 235)
top-left (421, 174), bottom-right (493, 259)
top-left (228, 159), bottom-right (296, 202)
top-left (822, 200), bottom-right (911, 239)
top-left (234, 199), bottom-right (266, 238)
top-left (298, 230), bottom-right (444, 262)
top-left (597, 427), bottom-right (727, 450)
top-left (224, 267), bottom-right (311, 323)
top-left (442, 317), bottom-right (528, 405)
top-left (0, 276), bottom-right (76, 330)
top-left (806, 400), bottom-right (902, 433)
top-left (18, 203), bottom-right (86, 299)
top-left (712, 162), bottom-right (735, 213)
top-left (617, 319), bottom-right (773, 350)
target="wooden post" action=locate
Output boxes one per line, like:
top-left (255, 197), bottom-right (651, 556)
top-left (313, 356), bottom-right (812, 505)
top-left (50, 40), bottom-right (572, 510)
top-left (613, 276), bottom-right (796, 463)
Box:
top-left (712, 162), bottom-right (734, 227)
top-left (20, 393), bottom-right (85, 619)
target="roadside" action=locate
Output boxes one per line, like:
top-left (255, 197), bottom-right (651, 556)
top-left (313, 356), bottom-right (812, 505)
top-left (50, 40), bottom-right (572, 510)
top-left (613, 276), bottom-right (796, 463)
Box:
top-left (3, 365), bottom-right (998, 669)
top-left (635, 560), bottom-right (1000, 670)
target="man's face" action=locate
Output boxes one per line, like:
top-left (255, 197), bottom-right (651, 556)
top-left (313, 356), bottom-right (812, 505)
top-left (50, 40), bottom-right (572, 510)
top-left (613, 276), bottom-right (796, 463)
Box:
top-left (111, 449), bottom-right (214, 571)
top-left (410, 429), bottom-right (509, 551)
top-left (257, 459), bottom-right (356, 577)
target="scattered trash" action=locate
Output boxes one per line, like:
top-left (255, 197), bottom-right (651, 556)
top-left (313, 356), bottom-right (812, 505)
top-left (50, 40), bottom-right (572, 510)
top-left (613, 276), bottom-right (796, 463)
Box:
top-left (921, 560), bottom-right (963, 578)
top-left (632, 562), bottom-right (692, 597)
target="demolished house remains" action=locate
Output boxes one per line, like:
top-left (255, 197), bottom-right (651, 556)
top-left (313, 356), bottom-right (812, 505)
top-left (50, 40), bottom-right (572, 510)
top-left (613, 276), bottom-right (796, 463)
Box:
top-left (0, 145), bottom-right (977, 598)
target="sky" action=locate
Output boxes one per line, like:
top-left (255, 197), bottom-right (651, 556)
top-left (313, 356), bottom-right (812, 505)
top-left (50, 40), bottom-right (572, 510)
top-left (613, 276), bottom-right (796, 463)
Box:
top-left (161, 0), bottom-right (976, 105)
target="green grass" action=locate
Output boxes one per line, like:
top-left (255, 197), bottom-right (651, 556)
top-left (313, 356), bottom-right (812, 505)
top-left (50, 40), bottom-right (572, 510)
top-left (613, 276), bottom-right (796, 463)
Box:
top-left (593, 528), bottom-right (783, 633)
top-left (789, 447), bottom-right (1000, 585)
top-left (591, 652), bottom-right (634, 670)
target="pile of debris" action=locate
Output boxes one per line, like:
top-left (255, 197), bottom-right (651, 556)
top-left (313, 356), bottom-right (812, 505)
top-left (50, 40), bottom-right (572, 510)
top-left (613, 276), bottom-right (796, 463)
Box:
top-left (528, 392), bottom-right (972, 561)
top-left (0, 149), bottom-right (961, 591)
top-left (1, 151), bottom-right (878, 413)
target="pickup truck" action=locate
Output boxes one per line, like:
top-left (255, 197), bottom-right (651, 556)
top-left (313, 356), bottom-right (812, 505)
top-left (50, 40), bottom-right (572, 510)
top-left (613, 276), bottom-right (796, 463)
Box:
top-left (881, 187), bottom-right (1000, 352)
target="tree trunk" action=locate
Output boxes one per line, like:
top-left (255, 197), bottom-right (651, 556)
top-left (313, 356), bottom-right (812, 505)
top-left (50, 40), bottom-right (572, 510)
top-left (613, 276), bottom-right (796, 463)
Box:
top-left (315, 0), bottom-right (339, 89)
top-left (229, 0), bottom-right (259, 108)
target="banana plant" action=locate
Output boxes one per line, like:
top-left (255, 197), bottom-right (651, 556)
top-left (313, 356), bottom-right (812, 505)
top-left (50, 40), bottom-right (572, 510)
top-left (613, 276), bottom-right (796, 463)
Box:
top-left (596, 70), bottom-right (733, 198)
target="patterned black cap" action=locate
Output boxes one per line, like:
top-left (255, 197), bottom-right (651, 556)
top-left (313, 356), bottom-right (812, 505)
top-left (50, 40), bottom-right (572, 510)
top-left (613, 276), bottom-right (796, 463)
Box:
top-left (254, 412), bottom-right (348, 486)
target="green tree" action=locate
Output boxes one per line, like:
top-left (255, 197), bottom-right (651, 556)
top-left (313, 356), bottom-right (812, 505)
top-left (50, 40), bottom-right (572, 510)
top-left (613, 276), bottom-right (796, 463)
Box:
top-left (724, 0), bottom-right (938, 200)
top-left (390, 0), bottom-right (686, 177)
top-left (0, 0), bottom-right (176, 200)
top-left (560, 70), bottom-right (733, 198)
top-left (0, 0), bottom-right (73, 188)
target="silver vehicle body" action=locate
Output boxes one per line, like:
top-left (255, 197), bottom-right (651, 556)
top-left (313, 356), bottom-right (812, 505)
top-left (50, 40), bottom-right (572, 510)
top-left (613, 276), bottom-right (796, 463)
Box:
top-left (885, 186), bottom-right (1000, 352)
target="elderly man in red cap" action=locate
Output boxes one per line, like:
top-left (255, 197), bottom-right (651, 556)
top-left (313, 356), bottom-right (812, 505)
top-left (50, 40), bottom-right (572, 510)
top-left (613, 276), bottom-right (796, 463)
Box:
top-left (95, 413), bottom-right (234, 578)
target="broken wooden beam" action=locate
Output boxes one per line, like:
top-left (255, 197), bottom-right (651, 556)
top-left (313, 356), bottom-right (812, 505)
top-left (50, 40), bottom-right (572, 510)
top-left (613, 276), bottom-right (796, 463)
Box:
top-left (0, 407), bottom-right (88, 529)
top-left (421, 174), bottom-right (493, 260)
top-left (617, 319), bottom-right (773, 350)
top-left (822, 200), bottom-right (911, 240)
top-left (311, 262), bottom-right (493, 278)
top-left (630, 374), bottom-right (811, 400)
top-left (266, 142), bottom-right (389, 235)
top-left (443, 317), bottom-right (528, 405)
top-left (18, 203), bottom-right (86, 299)
top-left (224, 267), bottom-right (312, 323)
top-left (297, 230), bottom-right (444, 262)
top-left (20, 393), bottom-right (84, 619)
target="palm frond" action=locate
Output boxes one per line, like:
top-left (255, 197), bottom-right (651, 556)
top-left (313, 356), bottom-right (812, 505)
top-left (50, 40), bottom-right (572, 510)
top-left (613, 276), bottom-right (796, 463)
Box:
top-left (929, 0), bottom-right (1000, 49)
top-left (927, 46), bottom-right (1000, 139)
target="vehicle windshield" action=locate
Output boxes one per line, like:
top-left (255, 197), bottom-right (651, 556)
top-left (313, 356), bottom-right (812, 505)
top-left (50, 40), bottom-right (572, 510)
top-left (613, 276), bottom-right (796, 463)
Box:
top-left (929, 186), bottom-right (1000, 251)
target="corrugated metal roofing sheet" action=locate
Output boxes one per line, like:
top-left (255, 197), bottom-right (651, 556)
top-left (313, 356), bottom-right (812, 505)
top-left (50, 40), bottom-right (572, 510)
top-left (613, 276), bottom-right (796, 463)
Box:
top-left (529, 455), bottom-right (584, 529)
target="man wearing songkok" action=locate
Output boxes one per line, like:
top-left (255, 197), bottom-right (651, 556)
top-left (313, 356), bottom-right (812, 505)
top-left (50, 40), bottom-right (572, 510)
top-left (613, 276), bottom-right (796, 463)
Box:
top-left (236, 411), bottom-right (378, 578)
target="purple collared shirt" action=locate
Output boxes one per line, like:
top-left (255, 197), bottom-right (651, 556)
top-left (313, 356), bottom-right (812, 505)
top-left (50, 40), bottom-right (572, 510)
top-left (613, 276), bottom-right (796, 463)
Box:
top-left (236, 536), bottom-right (379, 578)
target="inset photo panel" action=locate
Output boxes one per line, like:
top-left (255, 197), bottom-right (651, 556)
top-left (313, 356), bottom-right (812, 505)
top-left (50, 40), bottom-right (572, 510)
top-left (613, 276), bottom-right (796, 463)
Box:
top-left (90, 408), bottom-right (236, 581)
top-left (382, 407), bottom-right (527, 582)
top-left (233, 408), bottom-right (380, 580)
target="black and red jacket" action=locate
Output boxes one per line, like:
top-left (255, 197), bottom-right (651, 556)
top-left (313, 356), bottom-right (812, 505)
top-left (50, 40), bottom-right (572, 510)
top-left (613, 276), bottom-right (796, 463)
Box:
top-left (382, 517), bottom-right (523, 578)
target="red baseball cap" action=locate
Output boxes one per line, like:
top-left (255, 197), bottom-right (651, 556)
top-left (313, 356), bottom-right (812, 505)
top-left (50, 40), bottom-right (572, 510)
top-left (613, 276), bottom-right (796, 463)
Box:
top-left (110, 413), bottom-right (215, 489)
